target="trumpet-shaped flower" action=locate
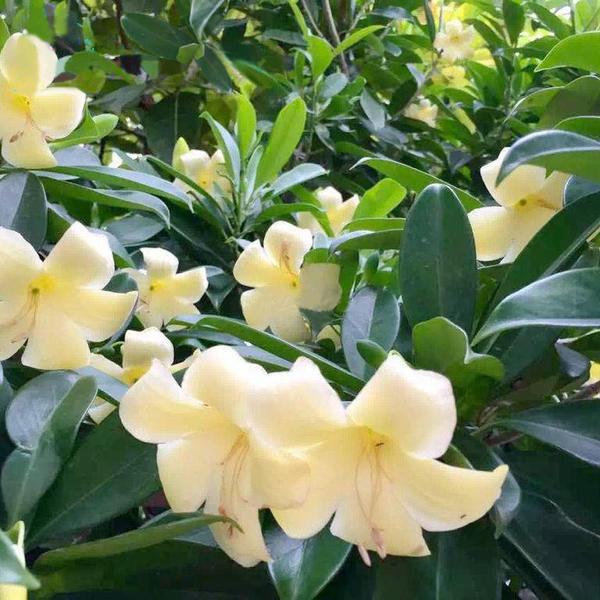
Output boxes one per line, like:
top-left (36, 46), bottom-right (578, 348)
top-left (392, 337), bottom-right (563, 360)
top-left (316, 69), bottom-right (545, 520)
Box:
top-left (0, 223), bottom-right (137, 370)
top-left (233, 221), bottom-right (342, 342)
top-left (434, 20), bottom-right (475, 62)
top-left (127, 248), bottom-right (208, 328)
top-left (404, 98), bottom-right (438, 127)
top-left (296, 187), bottom-right (359, 236)
top-left (249, 355), bottom-right (508, 562)
top-left (0, 522), bottom-right (27, 600)
top-left (0, 33), bottom-right (86, 168)
top-left (468, 148), bottom-right (569, 262)
top-left (119, 345), bottom-right (310, 567)
top-left (88, 327), bottom-right (190, 423)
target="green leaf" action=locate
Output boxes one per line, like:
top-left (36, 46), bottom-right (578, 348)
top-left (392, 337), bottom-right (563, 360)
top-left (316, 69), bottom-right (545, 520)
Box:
top-left (65, 51), bottom-right (136, 83)
top-left (537, 31), bottom-right (600, 73)
top-left (266, 524), bottom-right (351, 600)
top-left (496, 399), bottom-right (600, 466)
top-left (358, 157), bottom-right (481, 210)
top-left (538, 76), bottom-right (600, 129)
top-left (360, 89), bottom-right (386, 130)
top-left (0, 528), bottom-right (39, 589)
top-left (335, 25), bottom-right (384, 55)
top-left (474, 268), bottom-right (600, 343)
top-left (0, 172), bottom-right (47, 249)
top-left (269, 164), bottom-right (327, 197)
top-left (201, 111), bottom-right (241, 187)
top-left (257, 97), bottom-right (307, 186)
top-left (307, 34), bottom-right (334, 79)
top-left (41, 178), bottom-right (170, 225)
top-left (121, 13), bottom-right (193, 59)
top-left (51, 110), bottom-right (119, 150)
top-left (557, 115), bottom-right (600, 139)
top-left (27, 413), bottom-right (160, 546)
top-left (400, 184), bottom-right (478, 333)
top-left (329, 229), bottom-right (403, 252)
top-left (503, 0), bottom-right (525, 46)
top-left (255, 203), bottom-right (330, 236)
top-left (0, 18), bottom-right (10, 50)
top-left (354, 179), bottom-right (406, 220)
top-left (344, 217), bottom-right (405, 232)
top-left (35, 514), bottom-right (228, 569)
top-left (342, 287), bottom-right (399, 378)
top-left (190, 0), bottom-right (225, 39)
top-left (2, 373), bottom-right (97, 526)
top-left (527, 3), bottom-right (571, 39)
top-left (236, 94), bottom-right (257, 159)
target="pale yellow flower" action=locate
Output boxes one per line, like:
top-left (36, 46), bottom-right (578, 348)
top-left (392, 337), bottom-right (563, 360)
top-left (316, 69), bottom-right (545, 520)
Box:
top-left (468, 148), bottom-right (569, 262)
top-left (0, 522), bottom-right (27, 600)
top-left (88, 327), bottom-right (192, 423)
top-left (0, 223), bottom-right (137, 370)
top-left (119, 345), bottom-right (310, 567)
top-left (249, 354), bottom-right (508, 562)
top-left (296, 187), bottom-right (359, 236)
top-left (126, 248), bottom-right (208, 328)
top-left (432, 65), bottom-right (470, 89)
top-left (404, 98), bottom-right (438, 127)
top-left (233, 221), bottom-right (342, 342)
top-left (434, 20), bottom-right (475, 62)
top-left (0, 33), bottom-right (85, 168)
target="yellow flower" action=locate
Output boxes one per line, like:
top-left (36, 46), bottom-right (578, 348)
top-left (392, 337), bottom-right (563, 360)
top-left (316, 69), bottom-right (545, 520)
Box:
top-left (432, 65), bottom-right (470, 89)
top-left (296, 187), bottom-right (359, 236)
top-left (0, 522), bottom-right (27, 600)
top-left (589, 362), bottom-right (600, 386)
top-left (88, 327), bottom-right (192, 423)
top-left (468, 148), bottom-right (569, 262)
top-left (119, 346), bottom-right (310, 567)
top-left (0, 223), bottom-right (137, 370)
top-left (126, 248), bottom-right (208, 328)
top-left (249, 354), bottom-right (508, 562)
top-left (434, 20), bottom-right (475, 62)
top-left (0, 33), bottom-right (86, 168)
top-left (404, 98), bottom-right (438, 127)
top-left (233, 221), bottom-right (342, 342)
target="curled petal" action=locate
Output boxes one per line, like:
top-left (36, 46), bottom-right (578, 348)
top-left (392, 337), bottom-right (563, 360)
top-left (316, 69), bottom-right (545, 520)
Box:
top-left (233, 240), bottom-right (289, 288)
top-left (0, 228), bottom-right (42, 299)
top-left (329, 195), bottom-right (359, 235)
top-left (347, 354), bottom-right (456, 459)
top-left (122, 327), bottom-right (174, 370)
top-left (30, 87), bottom-right (86, 139)
top-left (316, 186), bottom-right (343, 209)
top-left (538, 171), bottom-right (569, 211)
top-left (263, 221), bottom-right (312, 275)
top-left (468, 206), bottom-right (513, 262)
top-left (141, 247), bottom-right (179, 279)
top-left (2, 123), bottom-right (55, 169)
top-left (297, 263), bottom-right (341, 312)
top-left (44, 222), bottom-right (114, 288)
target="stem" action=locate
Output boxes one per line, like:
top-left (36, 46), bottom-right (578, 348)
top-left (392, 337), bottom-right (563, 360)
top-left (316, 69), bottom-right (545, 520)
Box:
top-left (114, 0), bottom-right (129, 49)
top-left (322, 0), bottom-right (349, 75)
top-left (300, 0), bottom-right (325, 37)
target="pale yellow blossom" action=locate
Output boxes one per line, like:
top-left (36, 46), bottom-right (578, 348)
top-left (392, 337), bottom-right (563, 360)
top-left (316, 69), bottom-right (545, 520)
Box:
top-left (233, 221), bottom-right (342, 342)
top-left (0, 33), bottom-right (85, 168)
top-left (405, 98), bottom-right (438, 127)
top-left (468, 148), bottom-right (569, 262)
top-left (0, 222), bottom-right (137, 370)
top-left (126, 248), bottom-right (208, 328)
top-left (432, 65), bottom-right (470, 89)
top-left (119, 346), bottom-right (310, 567)
top-left (434, 20), bottom-right (475, 62)
top-left (296, 187), bottom-right (359, 236)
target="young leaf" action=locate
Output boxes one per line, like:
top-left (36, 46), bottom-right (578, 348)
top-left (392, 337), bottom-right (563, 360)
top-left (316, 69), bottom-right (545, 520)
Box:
top-left (353, 178), bottom-right (406, 220)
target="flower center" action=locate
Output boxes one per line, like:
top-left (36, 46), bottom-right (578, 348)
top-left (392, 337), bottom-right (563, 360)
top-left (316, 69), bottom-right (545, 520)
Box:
top-left (148, 278), bottom-right (166, 293)
top-left (13, 94), bottom-right (31, 114)
top-left (122, 365), bottom-right (151, 386)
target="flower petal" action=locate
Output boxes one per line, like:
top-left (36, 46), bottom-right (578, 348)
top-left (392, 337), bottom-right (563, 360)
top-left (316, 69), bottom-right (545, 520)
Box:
top-left (0, 75), bottom-right (27, 139)
top-left (21, 299), bottom-right (89, 369)
top-left (182, 345), bottom-right (267, 429)
top-left (122, 327), bottom-right (174, 370)
top-left (119, 361), bottom-right (210, 443)
top-left (88, 399), bottom-right (116, 424)
top-left (157, 427), bottom-right (239, 512)
top-left (44, 223), bottom-right (114, 288)
top-left (138, 292), bottom-right (199, 328)
top-left (179, 149), bottom-right (210, 180)
top-left (390, 448), bottom-right (508, 532)
top-left (502, 205), bottom-right (556, 263)
top-left (89, 352), bottom-right (125, 380)
top-left (2, 123), bottom-right (56, 169)
top-left (141, 247), bottom-right (179, 279)
top-left (296, 212), bottom-right (321, 235)
top-left (0, 33), bottom-right (57, 96)
top-left (0, 298), bottom-right (29, 361)
top-left (233, 240), bottom-right (288, 288)
top-left (481, 148), bottom-right (546, 208)
top-left (30, 87), bottom-right (86, 139)
top-left (538, 171), bottom-right (569, 210)
top-left (263, 221), bottom-right (312, 275)
top-left (468, 206), bottom-right (513, 262)
top-left (171, 267), bottom-right (208, 301)
top-left (347, 354), bottom-right (456, 459)
top-left (329, 195), bottom-right (359, 235)
top-left (0, 228), bottom-right (42, 298)
top-left (249, 357), bottom-right (348, 449)
top-left (297, 263), bottom-right (341, 311)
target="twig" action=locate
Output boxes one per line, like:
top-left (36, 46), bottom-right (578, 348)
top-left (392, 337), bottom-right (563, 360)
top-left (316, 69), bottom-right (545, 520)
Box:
top-left (299, 0), bottom-right (325, 37)
top-left (114, 0), bottom-right (129, 49)
top-left (322, 0), bottom-right (349, 75)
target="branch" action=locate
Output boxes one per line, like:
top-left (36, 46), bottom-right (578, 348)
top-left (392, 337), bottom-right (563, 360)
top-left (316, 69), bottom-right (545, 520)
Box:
top-left (322, 0), bottom-right (349, 75)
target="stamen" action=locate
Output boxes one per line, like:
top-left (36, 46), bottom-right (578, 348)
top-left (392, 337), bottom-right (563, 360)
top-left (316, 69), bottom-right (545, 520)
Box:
top-left (358, 545), bottom-right (372, 567)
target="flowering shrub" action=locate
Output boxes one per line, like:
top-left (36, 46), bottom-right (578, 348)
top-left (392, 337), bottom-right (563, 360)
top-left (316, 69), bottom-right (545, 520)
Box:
top-left (0, 1), bottom-right (599, 599)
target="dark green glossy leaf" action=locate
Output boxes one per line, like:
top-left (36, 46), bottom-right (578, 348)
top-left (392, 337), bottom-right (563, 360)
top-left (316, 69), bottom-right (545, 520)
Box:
top-left (121, 14), bottom-right (193, 59)
top-left (190, 0), bottom-right (225, 39)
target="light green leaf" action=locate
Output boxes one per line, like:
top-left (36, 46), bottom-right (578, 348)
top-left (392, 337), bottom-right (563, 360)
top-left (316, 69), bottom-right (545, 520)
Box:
top-left (537, 31), bottom-right (600, 73)
top-left (307, 35), bottom-right (334, 79)
top-left (354, 178), bottom-right (406, 220)
top-left (335, 25), bottom-right (384, 55)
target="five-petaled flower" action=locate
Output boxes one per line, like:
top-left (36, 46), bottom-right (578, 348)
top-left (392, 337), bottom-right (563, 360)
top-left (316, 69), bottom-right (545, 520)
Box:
top-left (434, 20), bottom-right (475, 62)
top-left (0, 222), bottom-right (137, 370)
top-left (126, 248), bottom-right (208, 328)
top-left (250, 354), bottom-right (507, 563)
top-left (468, 148), bottom-right (569, 262)
top-left (404, 98), bottom-right (438, 127)
top-left (296, 186), bottom-right (359, 236)
top-left (119, 345), bottom-right (310, 567)
top-left (0, 33), bottom-right (86, 168)
top-left (233, 221), bottom-right (342, 342)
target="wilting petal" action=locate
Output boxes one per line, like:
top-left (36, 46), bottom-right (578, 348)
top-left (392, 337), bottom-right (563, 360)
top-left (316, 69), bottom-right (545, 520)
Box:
top-left (44, 223), bottom-right (114, 288)
top-left (30, 87), bottom-right (86, 139)
top-left (171, 267), bottom-right (208, 301)
top-left (0, 228), bottom-right (42, 298)
top-left (233, 240), bottom-right (289, 288)
top-left (157, 426), bottom-right (239, 512)
top-left (141, 247), bottom-right (179, 279)
top-left (247, 436), bottom-right (310, 510)
top-left (347, 354), bottom-right (456, 459)
top-left (297, 263), bottom-right (341, 311)
top-left (263, 221), bottom-right (312, 275)
top-left (0, 33), bottom-right (57, 96)
top-left (122, 327), bottom-right (174, 370)
top-left (468, 206), bottom-right (513, 262)
top-left (2, 123), bottom-right (56, 169)
top-left (481, 148), bottom-right (546, 208)
top-left (182, 345), bottom-right (267, 429)
top-left (21, 300), bottom-right (89, 369)
top-left (57, 287), bottom-right (137, 341)
top-left (249, 357), bottom-right (348, 448)
top-left (502, 205), bottom-right (556, 263)
top-left (329, 195), bottom-right (359, 235)
top-left (119, 361), bottom-right (212, 443)
top-left (390, 448), bottom-right (508, 531)
top-left (538, 171), bottom-right (569, 210)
